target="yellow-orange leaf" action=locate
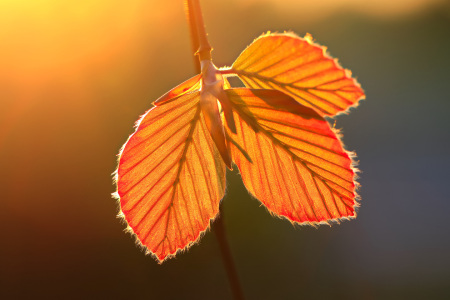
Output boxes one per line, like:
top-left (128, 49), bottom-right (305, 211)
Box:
top-left (225, 88), bottom-right (357, 224)
top-left (116, 91), bottom-right (226, 262)
top-left (231, 33), bottom-right (365, 116)
top-left (153, 74), bottom-right (201, 106)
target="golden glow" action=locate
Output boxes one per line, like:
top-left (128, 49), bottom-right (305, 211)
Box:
top-left (0, 0), bottom-right (171, 149)
top-left (0, 1), bottom-right (142, 89)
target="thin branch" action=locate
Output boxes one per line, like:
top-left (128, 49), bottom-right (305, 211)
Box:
top-left (187, 0), bottom-right (212, 61)
top-left (213, 209), bottom-right (245, 300)
top-left (185, 0), bottom-right (201, 73)
top-left (185, 1), bottom-right (245, 299)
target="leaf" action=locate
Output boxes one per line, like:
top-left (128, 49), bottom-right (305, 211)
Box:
top-left (116, 91), bottom-right (226, 262)
top-left (231, 33), bottom-right (365, 116)
top-left (153, 74), bottom-right (201, 106)
top-left (225, 88), bottom-right (357, 224)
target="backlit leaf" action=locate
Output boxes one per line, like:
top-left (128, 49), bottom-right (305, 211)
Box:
top-left (116, 91), bottom-right (226, 262)
top-left (153, 74), bottom-right (201, 106)
top-left (225, 88), bottom-right (357, 224)
top-left (231, 33), bottom-right (365, 116)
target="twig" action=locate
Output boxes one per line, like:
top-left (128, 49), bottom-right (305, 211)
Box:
top-left (184, 0), bottom-right (200, 72)
top-left (186, 0), bottom-right (212, 62)
top-left (184, 1), bottom-right (245, 299)
top-left (213, 209), bottom-right (245, 300)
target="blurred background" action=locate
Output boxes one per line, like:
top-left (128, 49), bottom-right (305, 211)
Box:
top-left (1, 0), bottom-right (449, 299)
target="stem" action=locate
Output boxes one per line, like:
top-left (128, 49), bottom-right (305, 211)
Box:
top-left (185, 0), bottom-right (200, 73)
top-left (220, 68), bottom-right (236, 75)
top-left (184, 1), bottom-right (245, 299)
top-left (213, 209), bottom-right (245, 300)
top-left (187, 0), bottom-right (212, 62)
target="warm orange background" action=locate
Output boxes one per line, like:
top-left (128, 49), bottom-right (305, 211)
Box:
top-left (1, 1), bottom-right (449, 299)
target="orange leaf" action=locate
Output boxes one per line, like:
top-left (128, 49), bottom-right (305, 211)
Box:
top-left (225, 88), bottom-right (358, 224)
top-left (116, 91), bottom-right (226, 262)
top-left (153, 74), bottom-right (201, 106)
top-left (231, 33), bottom-right (365, 116)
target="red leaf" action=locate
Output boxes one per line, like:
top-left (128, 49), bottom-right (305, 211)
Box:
top-left (231, 33), bottom-right (365, 116)
top-left (116, 91), bottom-right (226, 262)
top-left (153, 74), bottom-right (201, 106)
top-left (225, 88), bottom-right (358, 224)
